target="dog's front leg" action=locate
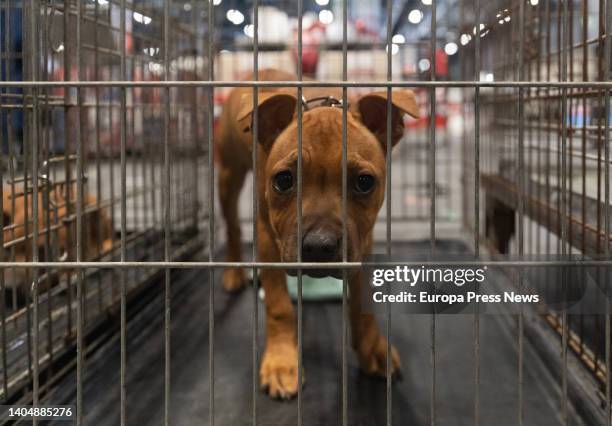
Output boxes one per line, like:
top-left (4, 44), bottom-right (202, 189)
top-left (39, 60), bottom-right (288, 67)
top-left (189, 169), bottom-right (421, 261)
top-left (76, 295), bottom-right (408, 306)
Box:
top-left (349, 270), bottom-right (401, 378)
top-left (258, 221), bottom-right (301, 399)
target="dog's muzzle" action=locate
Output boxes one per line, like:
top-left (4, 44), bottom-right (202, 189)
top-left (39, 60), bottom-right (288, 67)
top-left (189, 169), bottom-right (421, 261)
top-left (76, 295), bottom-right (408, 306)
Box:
top-left (286, 229), bottom-right (342, 278)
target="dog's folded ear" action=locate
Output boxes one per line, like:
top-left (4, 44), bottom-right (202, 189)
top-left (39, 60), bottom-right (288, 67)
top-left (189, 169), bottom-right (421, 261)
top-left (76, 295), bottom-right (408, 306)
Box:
top-left (352, 90), bottom-right (420, 149)
top-left (237, 91), bottom-right (297, 150)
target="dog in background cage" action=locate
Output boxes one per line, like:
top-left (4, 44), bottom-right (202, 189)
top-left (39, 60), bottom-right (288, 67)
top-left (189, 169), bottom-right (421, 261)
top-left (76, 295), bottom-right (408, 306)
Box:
top-left (2, 184), bottom-right (113, 302)
top-left (216, 69), bottom-right (419, 399)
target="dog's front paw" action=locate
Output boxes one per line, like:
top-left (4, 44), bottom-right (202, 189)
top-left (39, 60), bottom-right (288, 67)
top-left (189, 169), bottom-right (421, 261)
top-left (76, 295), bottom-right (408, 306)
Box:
top-left (222, 268), bottom-right (248, 293)
top-left (356, 333), bottom-right (401, 378)
top-left (260, 342), bottom-right (303, 400)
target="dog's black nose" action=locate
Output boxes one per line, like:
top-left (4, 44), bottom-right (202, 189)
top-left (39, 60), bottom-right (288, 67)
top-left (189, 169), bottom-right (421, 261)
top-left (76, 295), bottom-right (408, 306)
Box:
top-left (302, 230), bottom-right (339, 263)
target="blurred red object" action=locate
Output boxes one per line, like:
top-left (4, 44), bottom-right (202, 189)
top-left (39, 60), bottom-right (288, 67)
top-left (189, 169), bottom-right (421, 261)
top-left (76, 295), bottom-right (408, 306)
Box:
top-left (292, 21), bottom-right (325, 75)
top-left (435, 48), bottom-right (448, 77)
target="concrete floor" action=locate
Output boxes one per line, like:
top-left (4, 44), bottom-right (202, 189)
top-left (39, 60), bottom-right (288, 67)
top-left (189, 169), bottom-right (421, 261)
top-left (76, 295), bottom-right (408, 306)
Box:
top-left (50, 241), bottom-right (586, 426)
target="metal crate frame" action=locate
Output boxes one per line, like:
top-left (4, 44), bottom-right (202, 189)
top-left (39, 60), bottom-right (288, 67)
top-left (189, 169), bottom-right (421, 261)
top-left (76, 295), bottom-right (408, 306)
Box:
top-left (0, 0), bottom-right (611, 425)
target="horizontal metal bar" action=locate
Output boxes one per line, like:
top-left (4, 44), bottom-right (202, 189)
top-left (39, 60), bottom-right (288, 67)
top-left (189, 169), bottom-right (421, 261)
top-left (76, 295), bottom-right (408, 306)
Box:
top-left (1, 260), bottom-right (611, 269)
top-left (3, 81), bottom-right (612, 88)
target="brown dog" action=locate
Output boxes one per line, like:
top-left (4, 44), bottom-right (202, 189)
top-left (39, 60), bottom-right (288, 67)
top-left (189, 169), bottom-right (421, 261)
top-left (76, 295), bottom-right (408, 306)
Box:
top-left (217, 69), bottom-right (419, 398)
top-left (2, 184), bottom-right (114, 297)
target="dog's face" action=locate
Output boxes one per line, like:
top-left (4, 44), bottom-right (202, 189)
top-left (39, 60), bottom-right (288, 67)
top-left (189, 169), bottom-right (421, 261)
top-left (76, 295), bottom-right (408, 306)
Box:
top-left (240, 90), bottom-right (419, 277)
top-left (265, 108), bottom-right (387, 277)
top-left (1, 187), bottom-right (113, 293)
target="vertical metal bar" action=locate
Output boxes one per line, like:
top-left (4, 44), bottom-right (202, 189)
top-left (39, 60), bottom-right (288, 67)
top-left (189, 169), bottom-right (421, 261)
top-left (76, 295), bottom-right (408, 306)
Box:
top-left (429, 1), bottom-right (437, 424)
top-left (459, 0), bottom-right (466, 230)
top-left (29, 0), bottom-right (40, 418)
top-left (191, 7), bottom-right (200, 234)
top-left (41, 1), bottom-right (54, 383)
top-left (526, 0), bottom-right (534, 260)
top-left (6, 0), bottom-right (19, 320)
top-left (568, 0), bottom-right (575, 258)
top-left (560, 0), bottom-right (569, 421)
top-left (0, 89), bottom-right (6, 404)
top-left (109, 85), bottom-right (117, 304)
top-left (150, 88), bottom-right (158, 234)
top-left (296, 0), bottom-right (304, 423)
top-left (0, 0), bottom-right (9, 401)
top-left (581, 0), bottom-right (589, 265)
top-left (341, 0), bottom-right (348, 424)
top-left (94, 0), bottom-right (103, 315)
top-left (23, 39), bottom-right (33, 384)
top-left (545, 0), bottom-right (551, 259)
top-left (62, 0), bottom-right (73, 339)
top-left (384, 0), bottom-right (393, 425)
top-left (535, 0), bottom-right (543, 266)
top-left (0, 177), bottom-right (4, 403)
top-left (207, 0), bottom-right (215, 423)
top-left (164, 1), bottom-right (171, 425)
top-left (130, 59), bottom-right (138, 268)
top-left (252, 0), bottom-right (259, 424)
top-left (473, 0), bottom-right (481, 423)
top-left (603, 0), bottom-right (611, 423)
top-left (120, 0), bottom-right (127, 424)
top-left (144, 61), bottom-right (153, 236)
top-left (517, 0), bottom-right (526, 423)
top-left (140, 59), bottom-right (149, 247)
top-left (597, 0), bottom-right (605, 264)
top-left (75, 0), bottom-right (85, 423)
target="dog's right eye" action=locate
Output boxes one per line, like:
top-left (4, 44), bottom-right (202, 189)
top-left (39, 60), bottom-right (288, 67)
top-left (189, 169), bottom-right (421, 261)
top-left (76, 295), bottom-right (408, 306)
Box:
top-left (273, 170), bottom-right (293, 193)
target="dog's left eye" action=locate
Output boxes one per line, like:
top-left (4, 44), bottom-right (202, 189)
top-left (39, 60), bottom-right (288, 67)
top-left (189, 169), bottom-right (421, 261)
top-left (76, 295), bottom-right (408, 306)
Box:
top-left (273, 170), bottom-right (294, 193)
top-left (354, 174), bottom-right (376, 194)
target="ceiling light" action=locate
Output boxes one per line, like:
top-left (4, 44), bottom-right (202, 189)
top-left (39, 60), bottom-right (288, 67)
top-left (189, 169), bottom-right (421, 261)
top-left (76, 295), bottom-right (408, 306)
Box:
top-left (392, 34), bottom-right (406, 44)
top-left (418, 58), bottom-right (430, 72)
top-left (315, 0), bottom-right (330, 5)
top-left (143, 47), bottom-right (159, 56)
top-left (386, 44), bottom-right (400, 55)
top-left (226, 9), bottom-right (245, 25)
top-left (408, 9), bottom-right (423, 24)
top-left (444, 42), bottom-right (458, 55)
top-left (472, 23), bottom-right (485, 35)
top-left (133, 12), bottom-right (152, 25)
top-left (319, 9), bottom-right (334, 24)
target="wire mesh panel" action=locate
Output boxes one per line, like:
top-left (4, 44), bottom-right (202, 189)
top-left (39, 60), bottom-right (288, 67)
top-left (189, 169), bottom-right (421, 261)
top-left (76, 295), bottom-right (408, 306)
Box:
top-left (461, 0), bottom-right (612, 423)
top-left (0, 0), bottom-right (207, 411)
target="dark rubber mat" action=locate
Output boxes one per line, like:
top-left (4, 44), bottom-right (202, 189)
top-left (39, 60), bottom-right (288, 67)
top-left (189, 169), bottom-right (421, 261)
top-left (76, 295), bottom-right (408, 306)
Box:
top-left (50, 240), bottom-right (586, 425)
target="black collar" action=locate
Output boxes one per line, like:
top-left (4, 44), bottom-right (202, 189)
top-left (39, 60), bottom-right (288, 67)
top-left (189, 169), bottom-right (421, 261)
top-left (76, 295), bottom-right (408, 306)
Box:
top-left (301, 96), bottom-right (345, 111)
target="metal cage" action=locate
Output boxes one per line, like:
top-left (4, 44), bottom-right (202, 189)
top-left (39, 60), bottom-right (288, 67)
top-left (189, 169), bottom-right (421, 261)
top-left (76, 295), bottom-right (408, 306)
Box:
top-left (0, 0), bottom-right (611, 425)
top-left (0, 0), bottom-right (207, 418)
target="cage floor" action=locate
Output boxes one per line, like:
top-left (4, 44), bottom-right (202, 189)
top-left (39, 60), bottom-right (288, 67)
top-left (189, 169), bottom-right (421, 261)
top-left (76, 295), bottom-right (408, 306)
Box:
top-left (50, 240), bottom-right (586, 426)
